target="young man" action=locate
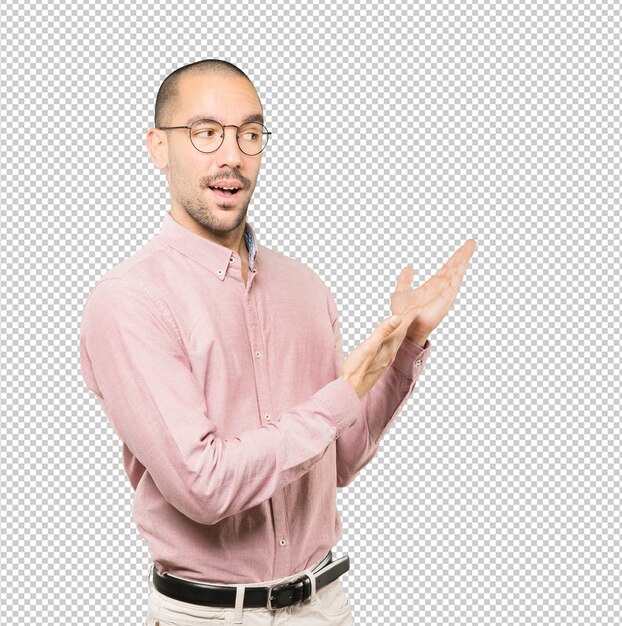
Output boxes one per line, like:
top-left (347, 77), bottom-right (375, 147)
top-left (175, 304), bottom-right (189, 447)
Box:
top-left (79, 59), bottom-right (475, 625)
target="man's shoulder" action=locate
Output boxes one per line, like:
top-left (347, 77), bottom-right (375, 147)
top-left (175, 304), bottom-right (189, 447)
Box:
top-left (258, 244), bottom-right (327, 289)
top-left (83, 236), bottom-right (172, 312)
top-left (97, 236), bottom-right (166, 283)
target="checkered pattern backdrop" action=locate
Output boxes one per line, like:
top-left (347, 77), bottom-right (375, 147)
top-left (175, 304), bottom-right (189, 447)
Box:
top-left (1, 1), bottom-right (620, 624)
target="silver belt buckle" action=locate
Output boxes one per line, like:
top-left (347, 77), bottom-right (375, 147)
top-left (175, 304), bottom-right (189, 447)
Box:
top-left (267, 552), bottom-right (331, 610)
top-left (267, 583), bottom-right (280, 610)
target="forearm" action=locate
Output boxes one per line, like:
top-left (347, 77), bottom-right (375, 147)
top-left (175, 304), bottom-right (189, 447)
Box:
top-left (80, 278), bottom-right (363, 527)
top-left (171, 378), bottom-right (361, 525)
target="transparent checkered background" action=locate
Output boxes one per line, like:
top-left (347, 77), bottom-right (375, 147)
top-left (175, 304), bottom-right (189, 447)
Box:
top-left (1, 1), bottom-right (620, 624)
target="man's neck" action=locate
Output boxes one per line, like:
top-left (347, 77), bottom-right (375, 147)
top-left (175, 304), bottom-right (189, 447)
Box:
top-left (169, 208), bottom-right (248, 261)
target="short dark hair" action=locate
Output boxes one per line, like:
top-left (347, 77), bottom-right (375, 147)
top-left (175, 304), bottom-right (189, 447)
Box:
top-left (154, 59), bottom-right (258, 128)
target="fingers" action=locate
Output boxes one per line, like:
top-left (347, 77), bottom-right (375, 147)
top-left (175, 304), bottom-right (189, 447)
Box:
top-left (420, 240), bottom-right (477, 297)
top-left (442, 240), bottom-right (474, 274)
top-left (396, 240), bottom-right (476, 300)
top-left (344, 313), bottom-right (410, 397)
top-left (457, 240), bottom-right (476, 274)
top-left (349, 314), bottom-right (401, 369)
top-left (456, 239), bottom-right (477, 268)
top-left (446, 240), bottom-right (477, 290)
top-left (440, 240), bottom-right (476, 274)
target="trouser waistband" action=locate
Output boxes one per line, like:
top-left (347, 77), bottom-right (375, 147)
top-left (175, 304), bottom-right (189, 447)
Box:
top-left (150, 550), bottom-right (350, 611)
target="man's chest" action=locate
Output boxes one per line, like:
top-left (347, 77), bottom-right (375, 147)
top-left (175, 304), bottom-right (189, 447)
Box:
top-left (174, 279), bottom-right (337, 437)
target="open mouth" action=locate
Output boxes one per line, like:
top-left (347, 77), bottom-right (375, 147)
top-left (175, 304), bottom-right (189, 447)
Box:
top-left (208, 185), bottom-right (242, 200)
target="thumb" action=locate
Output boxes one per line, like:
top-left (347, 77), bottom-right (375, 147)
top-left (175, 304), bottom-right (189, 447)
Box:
top-left (369, 315), bottom-right (402, 351)
top-left (384, 315), bottom-right (402, 331)
top-left (395, 265), bottom-right (414, 293)
top-left (374, 315), bottom-right (401, 338)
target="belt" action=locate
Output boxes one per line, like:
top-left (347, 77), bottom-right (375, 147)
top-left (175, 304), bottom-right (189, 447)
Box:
top-left (152, 551), bottom-right (350, 610)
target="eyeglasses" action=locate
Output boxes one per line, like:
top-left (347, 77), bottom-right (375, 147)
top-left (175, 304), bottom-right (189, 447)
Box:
top-left (157, 119), bottom-right (271, 156)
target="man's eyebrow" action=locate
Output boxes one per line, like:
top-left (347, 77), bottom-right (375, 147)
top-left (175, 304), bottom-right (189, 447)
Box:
top-left (186, 113), bottom-right (264, 126)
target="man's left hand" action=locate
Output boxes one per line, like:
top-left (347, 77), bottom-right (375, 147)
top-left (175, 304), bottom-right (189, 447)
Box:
top-left (390, 239), bottom-right (478, 347)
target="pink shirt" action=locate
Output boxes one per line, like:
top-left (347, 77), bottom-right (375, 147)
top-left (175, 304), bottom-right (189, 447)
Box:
top-left (79, 211), bottom-right (432, 584)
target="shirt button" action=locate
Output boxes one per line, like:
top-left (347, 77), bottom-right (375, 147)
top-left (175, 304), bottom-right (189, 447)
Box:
top-left (255, 350), bottom-right (262, 358)
top-left (265, 413), bottom-right (271, 421)
top-left (229, 257), bottom-right (235, 263)
top-left (217, 269), bottom-right (224, 276)
top-left (279, 538), bottom-right (287, 547)
top-left (415, 359), bottom-right (422, 366)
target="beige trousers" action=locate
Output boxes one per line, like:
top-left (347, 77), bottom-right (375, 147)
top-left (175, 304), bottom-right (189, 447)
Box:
top-left (143, 553), bottom-right (355, 625)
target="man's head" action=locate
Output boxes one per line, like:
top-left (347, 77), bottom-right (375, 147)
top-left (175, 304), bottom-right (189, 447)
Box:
top-left (146, 60), bottom-right (266, 242)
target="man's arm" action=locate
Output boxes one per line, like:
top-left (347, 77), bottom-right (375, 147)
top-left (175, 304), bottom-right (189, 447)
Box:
top-left (327, 289), bottom-right (431, 488)
top-left (79, 277), bottom-right (362, 526)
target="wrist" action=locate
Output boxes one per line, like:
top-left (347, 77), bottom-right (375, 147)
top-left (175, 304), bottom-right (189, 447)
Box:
top-left (407, 334), bottom-right (428, 349)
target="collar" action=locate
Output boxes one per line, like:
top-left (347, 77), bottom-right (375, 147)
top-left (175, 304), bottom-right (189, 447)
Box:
top-left (158, 211), bottom-right (258, 281)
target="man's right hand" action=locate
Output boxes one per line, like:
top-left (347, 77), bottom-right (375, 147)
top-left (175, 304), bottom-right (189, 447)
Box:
top-left (339, 308), bottom-right (419, 399)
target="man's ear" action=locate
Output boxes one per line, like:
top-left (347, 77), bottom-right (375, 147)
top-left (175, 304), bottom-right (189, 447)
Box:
top-left (146, 127), bottom-right (169, 172)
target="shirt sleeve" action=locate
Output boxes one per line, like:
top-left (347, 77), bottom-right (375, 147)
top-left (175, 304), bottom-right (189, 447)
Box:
top-left (79, 277), bottom-right (362, 525)
top-left (325, 288), bottom-right (432, 488)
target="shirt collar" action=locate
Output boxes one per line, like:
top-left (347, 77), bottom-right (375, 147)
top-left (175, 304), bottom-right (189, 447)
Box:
top-left (158, 211), bottom-right (258, 281)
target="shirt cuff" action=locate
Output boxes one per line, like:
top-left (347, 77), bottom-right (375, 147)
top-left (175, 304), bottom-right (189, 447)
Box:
top-left (312, 377), bottom-right (363, 435)
top-left (391, 336), bottom-right (432, 380)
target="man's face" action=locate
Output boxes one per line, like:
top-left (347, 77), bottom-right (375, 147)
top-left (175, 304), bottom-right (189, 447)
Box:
top-left (153, 73), bottom-right (265, 237)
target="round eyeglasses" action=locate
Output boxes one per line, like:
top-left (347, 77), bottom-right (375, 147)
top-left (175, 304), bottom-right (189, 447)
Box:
top-left (157, 119), bottom-right (271, 156)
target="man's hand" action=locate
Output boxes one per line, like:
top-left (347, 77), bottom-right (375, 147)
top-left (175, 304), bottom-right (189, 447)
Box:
top-left (340, 239), bottom-right (477, 399)
top-left (391, 240), bottom-right (477, 347)
top-left (340, 309), bottom-right (422, 399)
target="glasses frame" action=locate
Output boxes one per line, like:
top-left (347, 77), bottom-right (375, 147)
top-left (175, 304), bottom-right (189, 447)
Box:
top-left (157, 118), bottom-right (272, 156)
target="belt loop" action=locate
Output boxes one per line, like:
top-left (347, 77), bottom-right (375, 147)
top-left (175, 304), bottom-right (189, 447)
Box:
top-left (233, 583), bottom-right (245, 624)
top-left (301, 567), bottom-right (317, 607)
top-left (147, 563), bottom-right (154, 594)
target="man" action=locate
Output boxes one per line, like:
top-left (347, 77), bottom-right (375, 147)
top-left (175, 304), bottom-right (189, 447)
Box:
top-left (79, 59), bottom-right (476, 625)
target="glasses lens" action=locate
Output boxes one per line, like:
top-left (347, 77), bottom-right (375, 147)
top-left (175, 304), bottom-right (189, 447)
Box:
top-left (191, 120), bottom-right (224, 153)
top-left (237, 122), bottom-right (268, 155)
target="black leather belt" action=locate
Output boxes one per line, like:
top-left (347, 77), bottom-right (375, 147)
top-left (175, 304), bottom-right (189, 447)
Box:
top-left (152, 551), bottom-right (350, 610)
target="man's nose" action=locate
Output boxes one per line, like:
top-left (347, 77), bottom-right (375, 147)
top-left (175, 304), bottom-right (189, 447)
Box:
top-left (215, 126), bottom-right (243, 167)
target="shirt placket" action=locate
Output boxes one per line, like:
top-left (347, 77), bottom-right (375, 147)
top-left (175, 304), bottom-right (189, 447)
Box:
top-left (244, 270), bottom-right (292, 576)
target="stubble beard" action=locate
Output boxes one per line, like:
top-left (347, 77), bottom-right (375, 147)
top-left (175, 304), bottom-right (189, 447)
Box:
top-left (168, 160), bottom-right (256, 235)
top-left (180, 188), bottom-right (252, 236)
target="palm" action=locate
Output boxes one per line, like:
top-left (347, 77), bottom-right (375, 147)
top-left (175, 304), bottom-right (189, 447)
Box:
top-left (390, 240), bottom-right (477, 343)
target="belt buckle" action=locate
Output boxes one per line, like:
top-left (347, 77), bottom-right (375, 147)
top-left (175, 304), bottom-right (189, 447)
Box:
top-left (267, 577), bottom-right (304, 610)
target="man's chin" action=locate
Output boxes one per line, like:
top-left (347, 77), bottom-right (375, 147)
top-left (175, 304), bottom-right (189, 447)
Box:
top-left (184, 202), bottom-right (248, 232)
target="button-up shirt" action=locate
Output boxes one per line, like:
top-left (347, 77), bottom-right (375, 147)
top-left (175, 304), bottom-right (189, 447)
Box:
top-left (79, 211), bottom-right (432, 584)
